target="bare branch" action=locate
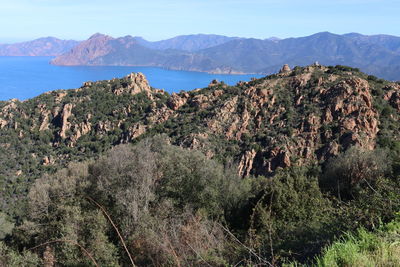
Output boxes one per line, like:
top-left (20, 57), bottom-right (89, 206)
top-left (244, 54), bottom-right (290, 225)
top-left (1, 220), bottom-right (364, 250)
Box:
top-left (29, 239), bottom-right (99, 267)
top-left (86, 196), bottom-right (136, 267)
top-left (216, 222), bottom-right (273, 267)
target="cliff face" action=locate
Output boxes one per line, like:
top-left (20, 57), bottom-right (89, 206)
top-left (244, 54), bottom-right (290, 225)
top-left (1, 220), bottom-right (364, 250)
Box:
top-left (1, 64), bottom-right (399, 183)
top-left (161, 65), bottom-right (383, 176)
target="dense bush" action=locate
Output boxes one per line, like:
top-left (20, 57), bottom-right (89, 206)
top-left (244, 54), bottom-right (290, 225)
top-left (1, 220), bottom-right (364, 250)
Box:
top-left (321, 146), bottom-right (390, 200)
top-left (2, 137), bottom-right (398, 266)
top-left (24, 162), bottom-right (120, 266)
top-left (246, 167), bottom-right (335, 264)
top-left (0, 242), bottom-right (41, 267)
top-left (0, 212), bottom-right (14, 240)
top-left (9, 136), bottom-right (254, 266)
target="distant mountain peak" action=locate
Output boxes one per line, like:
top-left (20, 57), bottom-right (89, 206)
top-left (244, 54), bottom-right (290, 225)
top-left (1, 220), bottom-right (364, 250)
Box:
top-left (88, 33), bottom-right (113, 40)
top-left (311, 31), bottom-right (338, 37)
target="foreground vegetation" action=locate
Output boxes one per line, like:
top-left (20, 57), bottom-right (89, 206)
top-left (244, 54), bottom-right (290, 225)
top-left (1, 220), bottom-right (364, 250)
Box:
top-left (0, 135), bottom-right (399, 266)
top-left (315, 216), bottom-right (400, 267)
top-left (286, 214), bottom-right (400, 267)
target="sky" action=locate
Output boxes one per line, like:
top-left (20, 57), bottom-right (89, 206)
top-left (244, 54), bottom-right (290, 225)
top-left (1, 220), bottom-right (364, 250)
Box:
top-left (0, 0), bottom-right (399, 43)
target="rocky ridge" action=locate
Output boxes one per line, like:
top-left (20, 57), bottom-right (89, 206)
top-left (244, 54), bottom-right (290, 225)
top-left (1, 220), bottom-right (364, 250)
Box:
top-left (1, 65), bottom-right (399, 185)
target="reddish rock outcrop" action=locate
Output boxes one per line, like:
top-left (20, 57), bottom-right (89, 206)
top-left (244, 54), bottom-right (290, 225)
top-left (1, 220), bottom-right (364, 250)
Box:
top-left (238, 150), bottom-right (257, 177)
top-left (279, 64), bottom-right (291, 73)
top-left (168, 93), bottom-right (189, 110)
top-left (127, 73), bottom-right (151, 94)
top-left (59, 104), bottom-right (74, 139)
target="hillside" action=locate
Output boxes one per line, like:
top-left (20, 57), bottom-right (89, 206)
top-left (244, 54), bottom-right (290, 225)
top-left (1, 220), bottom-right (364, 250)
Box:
top-left (0, 37), bottom-right (79, 56)
top-left (1, 63), bottom-right (399, 211)
top-left (0, 64), bottom-right (399, 265)
top-left (51, 32), bottom-right (400, 80)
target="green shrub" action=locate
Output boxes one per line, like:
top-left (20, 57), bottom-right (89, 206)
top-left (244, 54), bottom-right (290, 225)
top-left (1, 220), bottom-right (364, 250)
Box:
top-left (247, 167), bottom-right (335, 264)
top-left (0, 242), bottom-right (41, 267)
top-left (0, 213), bottom-right (14, 240)
top-left (17, 136), bottom-right (250, 266)
top-left (321, 146), bottom-right (391, 200)
top-left (315, 214), bottom-right (400, 267)
top-left (19, 162), bottom-right (120, 266)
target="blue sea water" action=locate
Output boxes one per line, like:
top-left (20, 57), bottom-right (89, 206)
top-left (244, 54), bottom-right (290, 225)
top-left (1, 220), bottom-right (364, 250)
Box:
top-left (0, 57), bottom-right (262, 101)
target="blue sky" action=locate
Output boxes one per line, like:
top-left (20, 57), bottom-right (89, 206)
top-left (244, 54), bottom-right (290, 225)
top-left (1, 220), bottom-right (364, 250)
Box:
top-left (1, 0), bottom-right (399, 42)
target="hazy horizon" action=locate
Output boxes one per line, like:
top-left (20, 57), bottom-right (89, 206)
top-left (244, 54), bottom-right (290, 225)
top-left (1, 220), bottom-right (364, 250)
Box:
top-left (1, 0), bottom-right (399, 43)
top-left (2, 31), bottom-right (400, 44)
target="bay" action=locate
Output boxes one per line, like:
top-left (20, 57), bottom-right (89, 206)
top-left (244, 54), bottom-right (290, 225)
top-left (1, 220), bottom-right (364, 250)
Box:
top-left (0, 56), bottom-right (262, 101)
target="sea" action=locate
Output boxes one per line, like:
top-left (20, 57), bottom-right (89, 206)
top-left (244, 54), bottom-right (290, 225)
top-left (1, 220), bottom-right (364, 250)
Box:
top-left (0, 56), bottom-right (262, 101)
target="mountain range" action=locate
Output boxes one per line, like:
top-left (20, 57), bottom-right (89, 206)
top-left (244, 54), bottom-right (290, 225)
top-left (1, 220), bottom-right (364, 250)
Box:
top-left (51, 32), bottom-right (400, 80)
top-left (0, 37), bottom-right (79, 56)
top-left (2, 32), bottom-right (400, 80)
